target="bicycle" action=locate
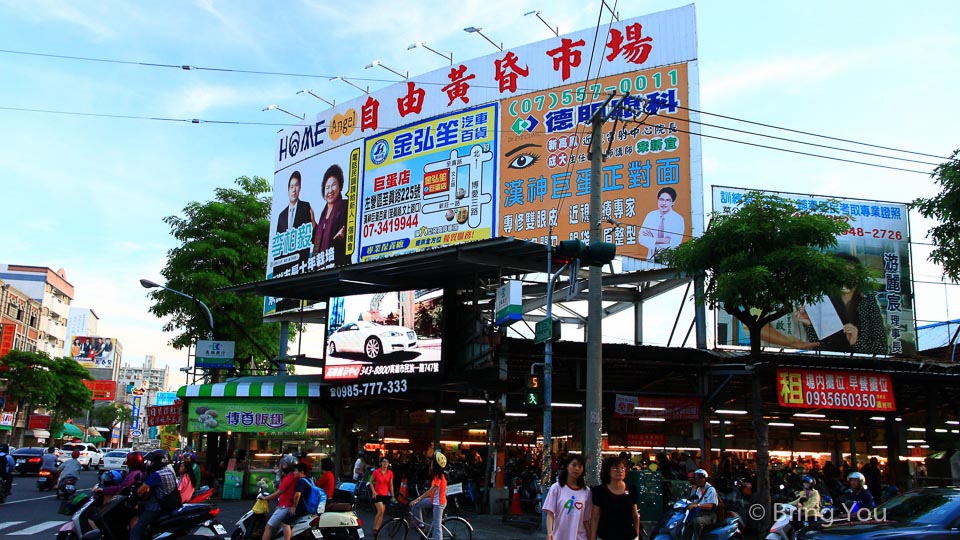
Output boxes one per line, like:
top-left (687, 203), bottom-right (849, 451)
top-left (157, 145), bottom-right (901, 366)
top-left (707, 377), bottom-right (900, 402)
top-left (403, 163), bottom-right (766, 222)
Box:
top-left (375, 504), bottom-right (473, 540)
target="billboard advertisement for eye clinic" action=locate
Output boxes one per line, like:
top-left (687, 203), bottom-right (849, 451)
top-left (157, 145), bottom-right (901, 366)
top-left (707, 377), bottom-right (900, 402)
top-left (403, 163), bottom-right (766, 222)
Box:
top-left (323, 289), bottom-right (443, 395)
top-left (713, 187), bottom-right (915, 357)
top-left (264, 5), bottom-right (702, 317)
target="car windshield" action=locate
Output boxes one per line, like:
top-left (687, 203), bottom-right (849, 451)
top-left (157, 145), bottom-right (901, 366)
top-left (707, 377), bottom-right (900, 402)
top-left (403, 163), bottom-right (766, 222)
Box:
top-left (877, 490), bottom-right (960, 524)
top-left (62, 444), bottom-right (82, 451)
top-left (105, 451), bottom-right (128, 458)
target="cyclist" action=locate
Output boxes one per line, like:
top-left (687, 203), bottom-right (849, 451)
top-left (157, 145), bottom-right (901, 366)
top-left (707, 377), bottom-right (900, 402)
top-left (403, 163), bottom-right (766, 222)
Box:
top-left (409, 452), bottom-right (448, 540)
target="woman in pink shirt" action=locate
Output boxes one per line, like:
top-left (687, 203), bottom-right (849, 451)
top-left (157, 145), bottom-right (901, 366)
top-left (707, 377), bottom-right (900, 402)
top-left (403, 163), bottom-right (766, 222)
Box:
top-left (177, 460), bottom-right (197, 503)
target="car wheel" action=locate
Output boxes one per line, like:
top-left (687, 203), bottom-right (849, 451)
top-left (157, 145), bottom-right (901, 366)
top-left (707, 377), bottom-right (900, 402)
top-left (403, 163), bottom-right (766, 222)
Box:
top-left (328, 341), bottom-right (337, 356)
top-left (364, 337), bottom-right (382, 360)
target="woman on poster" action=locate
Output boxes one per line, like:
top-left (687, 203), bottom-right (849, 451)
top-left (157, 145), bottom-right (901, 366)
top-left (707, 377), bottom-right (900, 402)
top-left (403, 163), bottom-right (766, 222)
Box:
top-left (313, 163), bottom-right (349, 268)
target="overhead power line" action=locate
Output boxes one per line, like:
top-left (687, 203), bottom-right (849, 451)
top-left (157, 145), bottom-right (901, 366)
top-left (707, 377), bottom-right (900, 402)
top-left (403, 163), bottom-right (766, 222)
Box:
top-left (0, 106), bottom-right (295, 126)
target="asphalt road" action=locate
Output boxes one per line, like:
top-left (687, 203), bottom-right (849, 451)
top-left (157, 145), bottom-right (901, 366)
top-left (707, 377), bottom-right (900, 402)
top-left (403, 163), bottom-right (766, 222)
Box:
top-left (0, 469), bottom-right (100, 536)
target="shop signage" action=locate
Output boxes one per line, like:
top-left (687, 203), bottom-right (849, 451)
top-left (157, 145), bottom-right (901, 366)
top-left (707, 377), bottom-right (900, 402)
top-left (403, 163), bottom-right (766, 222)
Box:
top-left (130, 395), bottom-right (142, 431)
top-left (196, 340), bottom-right (236, 369)
top-left (776, 369), bottom-right (896, 411)
top-left (534, 318), bottom-right (554, 344)
top-left (0, 324), bottom-right (15, 357)
top-left (130, 429), bottom-right (142, 438)
top-left (83, 380), bottom-right (117, 401)
top-left (495, 281), bottom-right (523, 326)
top-left (146, 400), bottom-right (182, 426)
top-left (28, 414), bottom-right (51, 430)
top-left (626, 433), bottom-right (667, 447)
top-left (613, 394), bottom-right (701, 420)
top-left (187, 399), bottom-right (308, 433)
top-left (0, 412), bottom-right (11, 430)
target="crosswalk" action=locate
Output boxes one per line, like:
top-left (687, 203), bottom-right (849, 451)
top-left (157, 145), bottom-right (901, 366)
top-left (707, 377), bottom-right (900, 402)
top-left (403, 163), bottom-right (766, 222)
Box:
top-left (0, 521), bottom-right (67, 535)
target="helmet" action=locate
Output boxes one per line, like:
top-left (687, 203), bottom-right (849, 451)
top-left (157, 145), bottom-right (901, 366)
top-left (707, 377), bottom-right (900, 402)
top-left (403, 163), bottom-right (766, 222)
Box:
top-left (182, 451), bottom-right (197, 462)
top-left (694, 468), bottom-right (709, 478)
top-left (802, 475), bottom-right (815, 485)
top-left (144, 449), bottom-right (169, 471)
top-left (434, 451), bottom-right (447, 469)
top-left (72, 450), bottom-right (81, 459)
top-left (99, 470), bottom-right (122, 487)
top-left (848, 472), bottom-right (866, 484)
top-left (126, 451), bottom-right (145, 471)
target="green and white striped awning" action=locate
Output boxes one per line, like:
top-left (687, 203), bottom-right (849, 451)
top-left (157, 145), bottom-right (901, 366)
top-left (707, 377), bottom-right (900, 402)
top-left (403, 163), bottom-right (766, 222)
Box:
top-left (177, 380), bottom-right (323, 399)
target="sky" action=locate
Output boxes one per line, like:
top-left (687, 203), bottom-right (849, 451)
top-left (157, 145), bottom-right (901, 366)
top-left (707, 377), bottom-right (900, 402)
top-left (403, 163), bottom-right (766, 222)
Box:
top-left (2, 0), bottom-right (959, 390)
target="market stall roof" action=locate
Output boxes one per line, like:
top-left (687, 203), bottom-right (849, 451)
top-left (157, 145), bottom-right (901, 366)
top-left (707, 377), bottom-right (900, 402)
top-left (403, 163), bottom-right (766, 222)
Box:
top-left (223, 237), bottom-right (550, 301)
top-left (177, 375), bottom-right (325, 399)
top-left (56, 423), bottom-right (83, 438)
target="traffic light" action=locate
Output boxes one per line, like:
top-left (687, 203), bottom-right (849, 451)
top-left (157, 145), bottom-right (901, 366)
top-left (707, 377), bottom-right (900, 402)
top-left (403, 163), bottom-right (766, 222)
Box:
top-left (524, 374), bottom-right (542, 408)
top-left (552, 240), bottom-right (616, 267)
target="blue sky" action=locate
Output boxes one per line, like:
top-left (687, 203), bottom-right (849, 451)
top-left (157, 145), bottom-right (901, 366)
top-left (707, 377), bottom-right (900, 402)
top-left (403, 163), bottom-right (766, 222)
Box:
top-left (2, 0), bottom-right (958, 388)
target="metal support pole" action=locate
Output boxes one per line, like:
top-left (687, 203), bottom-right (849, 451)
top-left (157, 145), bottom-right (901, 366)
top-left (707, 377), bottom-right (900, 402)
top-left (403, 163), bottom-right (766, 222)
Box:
top-left (278, 321), bottom-right (289, 375)
top-left (542, 254), bottom-right (569, 496)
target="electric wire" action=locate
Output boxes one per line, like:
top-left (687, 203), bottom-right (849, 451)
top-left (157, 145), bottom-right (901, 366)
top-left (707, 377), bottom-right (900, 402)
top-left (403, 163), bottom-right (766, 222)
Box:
top-left (0, 105), bottom-right (297, 126)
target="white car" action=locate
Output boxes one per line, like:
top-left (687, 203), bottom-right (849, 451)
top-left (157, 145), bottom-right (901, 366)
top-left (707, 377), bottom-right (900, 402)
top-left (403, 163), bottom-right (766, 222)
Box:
top-left (327, 321), bottom-right (418, 360)
top-left (58, 443), bottom-right (103, 470)
top-left (100, 450), bottom-right (130, 471)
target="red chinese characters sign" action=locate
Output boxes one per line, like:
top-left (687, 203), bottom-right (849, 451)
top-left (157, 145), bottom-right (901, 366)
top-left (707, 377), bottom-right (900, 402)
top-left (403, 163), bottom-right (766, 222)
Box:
top-left (0, 324), bottom-right (15, 357)
top-left (613, 394), bottom-right (700, 420)
top-left (28, 414), bottom-right (51, 430)
top-left (146, 400), bottom-right (182, 426)
top-left (83, 380), bottom-right (117, 401)
top-left (776, 369), bottom-right (896, 411)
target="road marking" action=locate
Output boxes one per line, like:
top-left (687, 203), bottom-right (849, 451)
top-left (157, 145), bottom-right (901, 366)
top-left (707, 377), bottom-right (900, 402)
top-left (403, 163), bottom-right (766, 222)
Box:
top-left (8, 520), bottom-right (67, 535)
top-left (0, 523), bottom-right (25, 531)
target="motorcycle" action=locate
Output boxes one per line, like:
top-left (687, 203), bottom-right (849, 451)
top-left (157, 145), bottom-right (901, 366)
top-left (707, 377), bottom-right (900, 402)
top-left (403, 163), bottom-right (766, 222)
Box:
top-left (55, 491), bottom-right (227, 540)
top-left (652, 498), bottom-right (744, 540)
top-left (38, 469), bottom-right (58, 491)
top-left (232, 488), bottom-right (364, 540)
top-left (56, 475), bottom-right (79, 500)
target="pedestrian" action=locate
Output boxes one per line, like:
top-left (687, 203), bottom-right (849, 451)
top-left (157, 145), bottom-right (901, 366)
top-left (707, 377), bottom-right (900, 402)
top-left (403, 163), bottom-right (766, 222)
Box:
top-left (589, 456), bottom-right (640, 540)
top-left (544, 453), bottom-right (592, 540)
top-left (353, 450), bottom-right (367, 482)
top-left (409, 451), bottom-right (448, 540)
top-left (371, 457), bottom-right (397, 536)
top-left (861, 457), bottom-right (882, 504)
top-left (315, 457), bottom-right (336, 500)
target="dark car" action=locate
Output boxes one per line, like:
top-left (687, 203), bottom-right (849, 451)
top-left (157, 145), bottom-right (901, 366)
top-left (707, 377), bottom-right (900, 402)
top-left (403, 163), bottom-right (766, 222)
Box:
top-left (12, 447), bottom-right (46, 475)
top-left (798, 487), bottom-right (960, 540)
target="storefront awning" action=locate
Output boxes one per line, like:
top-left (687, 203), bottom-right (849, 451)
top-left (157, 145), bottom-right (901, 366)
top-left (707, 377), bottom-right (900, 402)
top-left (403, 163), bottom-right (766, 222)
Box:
top-left (56, 423), bottom-right (84, 438)
top-left (26, 429), bottom-right (51, 438)
top-left (177, 379), bottom-right (323, 399)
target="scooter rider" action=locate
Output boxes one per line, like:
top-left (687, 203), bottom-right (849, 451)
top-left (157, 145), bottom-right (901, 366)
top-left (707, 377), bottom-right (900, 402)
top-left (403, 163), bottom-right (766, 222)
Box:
top-left (0, 444), bottom-right (14, 495)
top-left (788, 476), bottom-right (821, 523)
top-left (686, 469), bottom-right (718, 540)
top-left (57, 450), bottom-right (83, 489)
top-left (846, 472), bottom-right (875, 509)
top-left (96, 451), bottom-right (146, 498)
top-left (130, 450), bottom-right (181, 540)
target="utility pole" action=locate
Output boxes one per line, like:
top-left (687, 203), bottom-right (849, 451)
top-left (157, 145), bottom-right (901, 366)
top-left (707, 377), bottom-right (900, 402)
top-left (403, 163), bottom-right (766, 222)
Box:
top-left (585, 92), bottom-right (617, 485)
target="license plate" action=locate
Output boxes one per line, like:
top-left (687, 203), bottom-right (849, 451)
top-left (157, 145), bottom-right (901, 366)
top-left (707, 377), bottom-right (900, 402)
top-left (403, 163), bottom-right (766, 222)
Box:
top-left (15, 459), bottom-right (24, 464)
top-left (357, 529), bottom-right (364, 538)
top-left (213, 523), bottom-right (227, 535)
top-left (311, 530), bottom-right (323, 538)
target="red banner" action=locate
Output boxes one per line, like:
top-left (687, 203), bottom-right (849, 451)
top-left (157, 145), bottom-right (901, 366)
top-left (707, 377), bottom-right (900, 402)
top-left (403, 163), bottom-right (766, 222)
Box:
top-left (0, 324), bottom-right (15, 357)
top-left (83, 380), bottom-right (117, 401)
top-left (613, 394), bottom-right (701, 420)
top-left (28, 414), bottom-right (51, 430)
top-left (626, 433), bottom-right (667, 447)
top-left (776, 369), bottom-right (896, 411)
top-left (146, 400), bottom-right (182, 426)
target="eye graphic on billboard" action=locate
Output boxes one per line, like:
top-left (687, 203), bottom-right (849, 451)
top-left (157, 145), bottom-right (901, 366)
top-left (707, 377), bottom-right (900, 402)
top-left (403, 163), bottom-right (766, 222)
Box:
top-left (713, 187), bottom-right (915, 357)
top-left (323, 289), bottom-right (442, 392)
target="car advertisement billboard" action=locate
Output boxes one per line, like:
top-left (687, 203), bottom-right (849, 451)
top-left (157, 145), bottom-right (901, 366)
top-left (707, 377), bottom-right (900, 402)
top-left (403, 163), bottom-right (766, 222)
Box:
top-left (264, 6), bottom-right (701, 316)
top-left (323, 289), bottom-right (442, 393)
top-left (713, 187), bottom-right (915, 356)
top-left (69, 335), bottom-right (119, 369)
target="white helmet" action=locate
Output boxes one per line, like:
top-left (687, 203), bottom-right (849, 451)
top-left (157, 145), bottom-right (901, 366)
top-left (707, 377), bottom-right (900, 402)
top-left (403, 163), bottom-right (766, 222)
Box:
top-left (694, 468), bottom-right (709, 478)
top-left (848, 471), bottom-right (866, 485)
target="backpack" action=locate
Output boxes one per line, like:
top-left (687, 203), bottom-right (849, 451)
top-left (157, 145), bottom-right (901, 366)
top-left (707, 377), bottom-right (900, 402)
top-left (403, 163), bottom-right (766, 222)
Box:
top-left (298, 477), bottom-right (327, 514)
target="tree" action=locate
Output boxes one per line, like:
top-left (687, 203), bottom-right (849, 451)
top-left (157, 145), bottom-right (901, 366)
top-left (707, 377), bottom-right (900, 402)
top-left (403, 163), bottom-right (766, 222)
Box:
top-left (147, 176), bottom-right (284, 373)
top-left (0, 351), bottom-right (91, 446)
top-left (91, 402), bottom-right (133, 431)
top-left (911, 149), bottom-right (960, 282)
top-left (658, 192), bottom-right (872, 532)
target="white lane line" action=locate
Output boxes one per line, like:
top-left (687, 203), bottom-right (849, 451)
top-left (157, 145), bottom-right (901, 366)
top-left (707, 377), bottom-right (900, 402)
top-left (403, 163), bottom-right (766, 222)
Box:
top-left (0, 523), bottom-right (25, 531)
top-left (8, 520), bottom-right (68, 535)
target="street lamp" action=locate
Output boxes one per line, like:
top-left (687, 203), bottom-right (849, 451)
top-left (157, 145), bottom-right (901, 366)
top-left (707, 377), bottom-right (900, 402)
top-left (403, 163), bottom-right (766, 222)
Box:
top-left (408, 41), bottom-right (453, 65)
top-left (524, 10), bottom-right (559, 37)
top-left (329, 76), bottom-right (370, 94)
top-left (463, 27), bottom-right (503, 52)
top-left (296, 89), bottom-right (336, 108)
top-left (364, 60), bottom-right (408, 79)
top-left (261, 104), bottom-right (304, 120)
top-left (139, 279), bottom-right (214, 339)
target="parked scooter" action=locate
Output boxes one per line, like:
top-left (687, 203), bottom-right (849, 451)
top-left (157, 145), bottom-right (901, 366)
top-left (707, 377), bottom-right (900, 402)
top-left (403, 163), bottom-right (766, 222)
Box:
top-left (652, 498), bottom-right (744, 540)
top-left (766, 502), bottom-right (799, 540)
top-left (233, 488), bottom-right (364, 540)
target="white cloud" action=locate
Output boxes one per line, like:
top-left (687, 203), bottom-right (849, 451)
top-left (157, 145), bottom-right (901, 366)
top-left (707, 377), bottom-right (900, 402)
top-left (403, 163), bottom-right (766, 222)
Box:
top-left (1, 0), bottom-right (115, 40)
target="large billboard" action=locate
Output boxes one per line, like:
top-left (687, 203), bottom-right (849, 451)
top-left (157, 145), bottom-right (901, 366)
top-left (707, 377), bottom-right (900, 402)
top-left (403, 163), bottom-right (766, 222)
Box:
top-left (69, 335), bottom-right (119, 369)
top-left (265, 5), bottom-right (701, 315)
top-left (323, 289), bottom-right (442, 394)
top-left (713, 187), bottom-right (915, 356)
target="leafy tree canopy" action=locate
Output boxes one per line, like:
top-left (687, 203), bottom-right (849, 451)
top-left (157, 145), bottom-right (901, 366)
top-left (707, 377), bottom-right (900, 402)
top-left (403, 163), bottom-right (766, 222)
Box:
top-left (147, 176), bottom-right (284, 373)
top-left (91, 401), bottom-right (133, 429)
top-left (911, 149), bottom-right (960, 282)
top-left (658, 192), bottom-right (872, 355)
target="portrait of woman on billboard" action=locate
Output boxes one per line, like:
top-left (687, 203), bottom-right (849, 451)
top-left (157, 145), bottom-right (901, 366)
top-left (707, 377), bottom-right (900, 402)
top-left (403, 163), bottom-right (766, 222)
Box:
top-left (313, 163), bottom-right (349, 267)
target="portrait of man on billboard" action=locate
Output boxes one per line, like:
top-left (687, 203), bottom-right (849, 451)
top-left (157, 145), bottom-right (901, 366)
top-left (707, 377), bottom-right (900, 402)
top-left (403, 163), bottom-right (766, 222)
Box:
top-left (639, 186), bottom-right (685, 260)
top-left (274, 170), bottom-right (316, 312)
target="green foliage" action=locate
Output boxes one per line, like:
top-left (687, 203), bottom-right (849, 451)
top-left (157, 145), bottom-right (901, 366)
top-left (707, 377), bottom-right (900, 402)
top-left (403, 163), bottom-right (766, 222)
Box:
top-left (910, 149), bottom-right (960, 283)
top-left (658, 192), bottom-right (872, 355)
top-left (148, 176), bottom-right (282, 373)
top-left (91, 402), bottom-right (133, 428)
top-left (49, 356), bottom-right (94, 423)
